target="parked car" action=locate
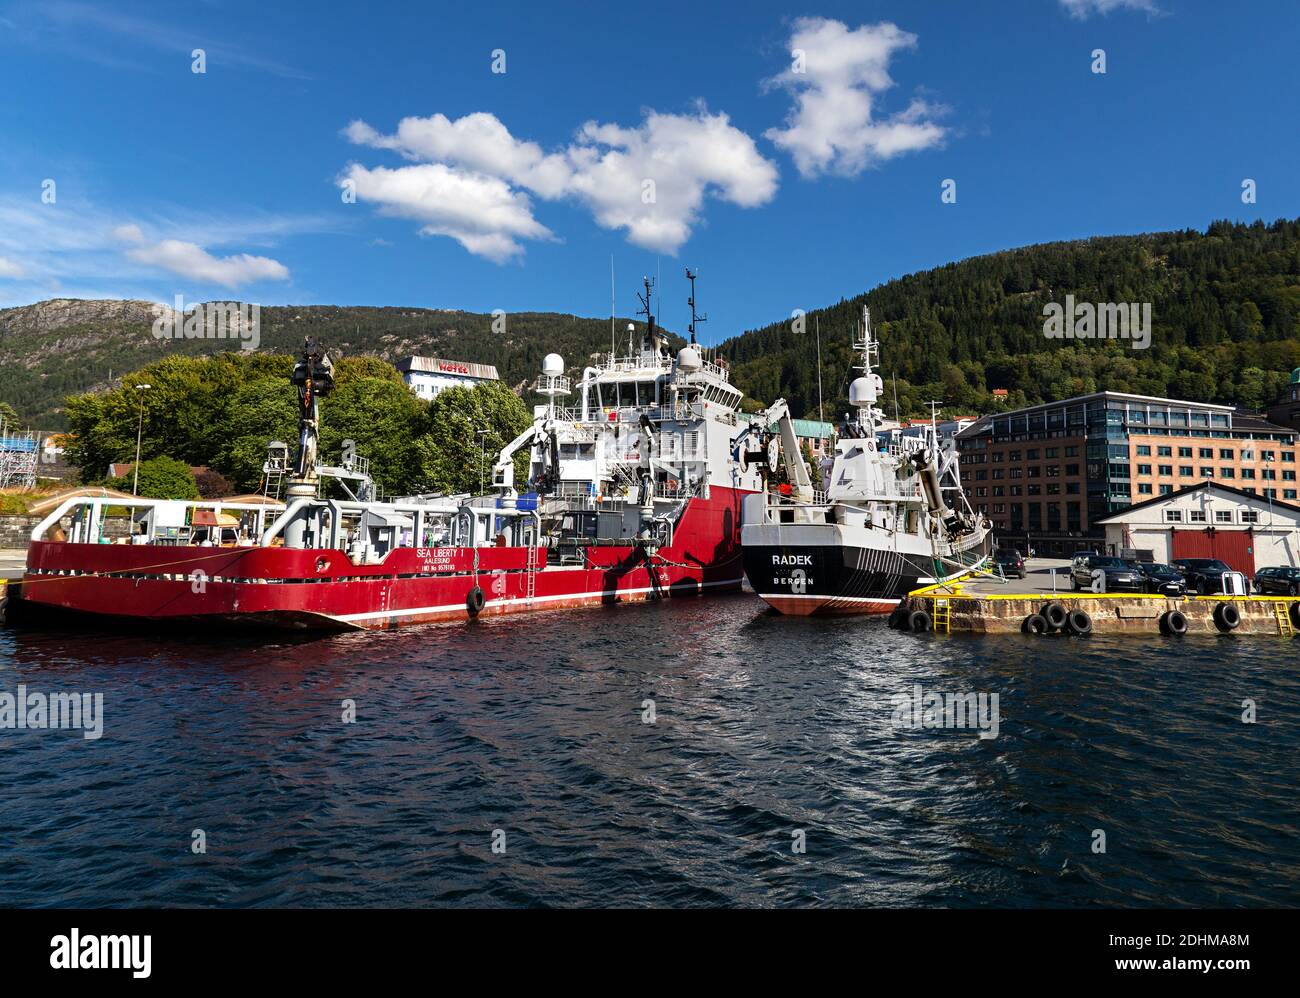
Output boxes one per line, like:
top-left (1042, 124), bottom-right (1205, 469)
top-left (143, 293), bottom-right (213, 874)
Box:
top-left (1071, 554), bottom-right (1144, 592)
top-left (1252, 565), bottom-right (1300, 596)
top-left (1171, 558), bottom-right (1246, 595)
top-left (1127, 561), bottom-right (1187, 597)
top-left (993, 547), bottom-right (1026, 579)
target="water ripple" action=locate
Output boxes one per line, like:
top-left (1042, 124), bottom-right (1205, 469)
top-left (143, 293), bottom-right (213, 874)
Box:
top-left (1, 594), bottom-right (1297, 907)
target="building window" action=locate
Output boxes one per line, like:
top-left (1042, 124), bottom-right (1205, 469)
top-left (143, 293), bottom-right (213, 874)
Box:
top-left (1215, 510), bottom-right (1232, 523)
top-left (1158, 465), bottom-right (1173, 476)
top-left (1165, 509), bottom-right (1183, 522)
top-left (1158, 446), bottom-right (1172, 457)
top-left (1241, 468), bottom-right (1256, 480)
top-left (1220, 449), bottom-right (1234, 459)
top-left (1201, 467), bottom-right (1214, 477)
top-left (1179, 466), bottom-right (1193, 477)
top-left (1286, 490), bottom-right (1298, 500)
top-left (1178, 447), bottom-right (1193, 458)
top-left (1220, 467), bottom-right (1235, 479)
top-left (1240, 510), bottom-right (1259, 524)
top-left (1137, 463), bottom-right (1152, 475)
top-left (1199, 448), bottom-right (1213, 459)
top-left (1136, 445), bottom-right (1151, 456)
top-left (1160, 484), bottom-right (1173, 494)
top-left (1188, 510), bottom-right (1207, 523)
top-left (1138, 483), bottom-right (1153, 494)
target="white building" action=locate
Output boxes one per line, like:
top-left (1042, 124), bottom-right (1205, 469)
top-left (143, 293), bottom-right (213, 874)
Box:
top-left (396, 356), bottom-right (500, 400)
top-left (1095, 481), bottom-right (1300, 573)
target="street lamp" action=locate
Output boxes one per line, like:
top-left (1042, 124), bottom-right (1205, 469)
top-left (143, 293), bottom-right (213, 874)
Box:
top-left (132, 383), bottom-right (152, 496)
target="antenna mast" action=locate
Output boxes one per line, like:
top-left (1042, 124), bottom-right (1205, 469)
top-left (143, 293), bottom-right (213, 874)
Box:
top-left (635, 275), bottom-right (656, 352)
top-left (610, 255), bottom-right (616, 361)
top-left (685, 268), bottom-right (707, 345)
top-left (815, 314), bottom-right (824, 424)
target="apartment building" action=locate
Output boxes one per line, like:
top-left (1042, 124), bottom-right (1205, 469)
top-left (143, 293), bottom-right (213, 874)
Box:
top-left (957, 391), bottom-right (1299, 555)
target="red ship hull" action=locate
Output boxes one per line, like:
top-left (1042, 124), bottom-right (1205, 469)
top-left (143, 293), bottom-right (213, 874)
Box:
top-left (20, 488), bottom-right (749, 630)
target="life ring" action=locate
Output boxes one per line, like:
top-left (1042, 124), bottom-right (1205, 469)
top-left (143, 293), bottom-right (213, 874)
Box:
top-left (1040, 602), bottom-right (1068, 631)
top-left (1022, 613), bottom-right (1048, 635)
top-left (1159, 609), bottom-right (1188, 636)
top-left (466, 585), bottom-right (486, 618)
top-left (1066, 609), bottom-right (1093, 636)
top-left (1213, 602), bottom-right (1240, 632)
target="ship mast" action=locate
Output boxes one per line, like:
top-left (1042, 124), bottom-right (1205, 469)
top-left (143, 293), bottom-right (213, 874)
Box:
top-left (850, 305), bottom-right (884, 434)
top-left (285, 337), bottom-right (334, 547)
top-left (685, 268), bottom-right (706, 345)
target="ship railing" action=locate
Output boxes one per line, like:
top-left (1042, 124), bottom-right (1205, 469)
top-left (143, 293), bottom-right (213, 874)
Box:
top-left (30, 495), bottom-right (286, 546)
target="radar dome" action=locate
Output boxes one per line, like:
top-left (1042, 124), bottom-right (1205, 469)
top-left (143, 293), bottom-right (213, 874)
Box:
top-left (676, 346), bottom-right (702, 373)
top-left (542, 353), bottom-right (565, 377)
top-left (849, 376), bottom-right (878, 406)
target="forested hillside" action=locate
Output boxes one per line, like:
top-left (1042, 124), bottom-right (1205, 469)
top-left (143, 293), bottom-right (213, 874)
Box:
top-left (3, 217), bottom-right (1299, 428)
top-left (0, 302), bottom-right (670, 427)
top-left (717, 217), bottom-right (1300, 420)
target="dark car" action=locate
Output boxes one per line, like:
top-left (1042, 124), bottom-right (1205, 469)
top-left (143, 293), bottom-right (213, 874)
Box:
top-left (1071, 554), bottom-right (1144, 592)
top-left (994, 547), bottom-right (1026, 579)
top-left (1253, 565), bottom-right (1300, 596)
top-left (1171, 558), bottom-right (1245, 595)
top-left (1127, 561), bottom-right (1187, 597)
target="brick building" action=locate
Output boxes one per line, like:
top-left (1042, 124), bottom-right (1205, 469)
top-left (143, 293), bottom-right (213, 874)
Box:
top-left (957, 391), bottom-right (1299, 556)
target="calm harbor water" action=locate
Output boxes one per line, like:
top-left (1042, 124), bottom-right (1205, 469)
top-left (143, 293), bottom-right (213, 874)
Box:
top-left (1, 594), bottom-right (1296, 907)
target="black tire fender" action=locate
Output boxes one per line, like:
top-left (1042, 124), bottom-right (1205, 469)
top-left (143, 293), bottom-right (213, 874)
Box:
top-left (1066, 609), bottom-right (1093, 635)
top-left (466, 585), bottom-right (486, 617)
top-left (1159, 609), bottom-right (1188, 636)
top-left (1213, 602), bottom-right (1241, 631)
top-left (908, 610), bottom-right (932, 633)
top-left (1040, 602), bottom-right (1068, 631)
top-left (1022, 613), bottom-right (1049, 635)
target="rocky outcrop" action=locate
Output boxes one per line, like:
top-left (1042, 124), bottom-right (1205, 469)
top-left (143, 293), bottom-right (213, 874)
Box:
top-left (0, 298), bottom-right (165, 336)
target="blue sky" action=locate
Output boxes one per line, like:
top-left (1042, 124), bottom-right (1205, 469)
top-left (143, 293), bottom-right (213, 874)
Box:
top-left (1, 0), bottom-right (1297, 342)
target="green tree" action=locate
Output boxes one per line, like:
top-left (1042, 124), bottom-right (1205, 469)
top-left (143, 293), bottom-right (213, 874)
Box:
top-left (419, 382), bottom-right (532, 494)
top-left (318, 377), bottom-right (428, 495)
top-left (112, 456), bottom-right (200, 499)
top-left (213, 379), bottom-right (301, 491)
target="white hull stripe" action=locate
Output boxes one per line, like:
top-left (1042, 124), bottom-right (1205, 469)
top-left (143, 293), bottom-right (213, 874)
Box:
top-left (336, 577), bottom-right (744, 622)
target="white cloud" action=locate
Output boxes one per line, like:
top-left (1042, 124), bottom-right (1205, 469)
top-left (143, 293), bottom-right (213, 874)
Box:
top-left (339, 162), bottom-right (553, 263)
top-left (0, 255), bottom-right (26, 279)
top-left (0, 197), bottom-right (327, 307)
top-left (127, 239), bottom-right (290, 287)
top-left (1058, 0), bottom-right (1160, 18)
top-left (343, 107), bottom-right (779, 259)
top-left (763, 17), bottom-right (946, 178)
